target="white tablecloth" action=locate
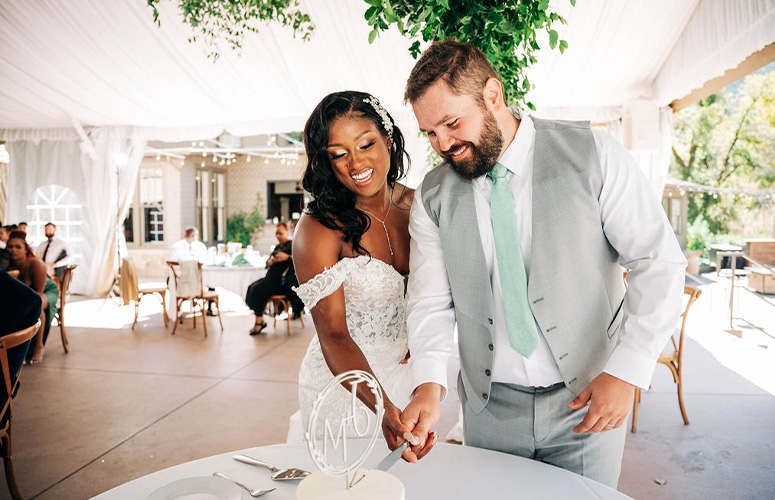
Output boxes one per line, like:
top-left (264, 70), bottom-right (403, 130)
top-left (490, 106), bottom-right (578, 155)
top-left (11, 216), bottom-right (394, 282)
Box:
top-left (202, 265), bottom-right (266, 299)
top-left (92, 441), bottom-right (632, 500)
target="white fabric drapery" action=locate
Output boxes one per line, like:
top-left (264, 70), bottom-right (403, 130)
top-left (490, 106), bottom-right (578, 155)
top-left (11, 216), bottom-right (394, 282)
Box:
top-left (1, 0), bottom-right (775, 298)
top-left (653, 0), bottom-right (775, 106)
top-left (628, 107), bottom-right (674, 199)
top-left (6, 129), bottom-right (145, 297)
top-left (79, 129), bottom-right (145, 297)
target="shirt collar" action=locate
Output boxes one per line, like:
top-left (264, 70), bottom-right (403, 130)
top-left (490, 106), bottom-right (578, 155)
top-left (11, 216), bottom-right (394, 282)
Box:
top-left (474, 107), bottom-right (534, 187)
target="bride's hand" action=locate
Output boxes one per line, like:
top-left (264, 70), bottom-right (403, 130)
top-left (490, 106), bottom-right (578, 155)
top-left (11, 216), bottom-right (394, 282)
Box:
top-left (381, 403), bottom-right (413, 456)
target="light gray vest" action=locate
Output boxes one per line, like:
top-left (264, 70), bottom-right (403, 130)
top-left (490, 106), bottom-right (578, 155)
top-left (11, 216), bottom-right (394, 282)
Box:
top-left (420, 117), bottom-right (626, 414)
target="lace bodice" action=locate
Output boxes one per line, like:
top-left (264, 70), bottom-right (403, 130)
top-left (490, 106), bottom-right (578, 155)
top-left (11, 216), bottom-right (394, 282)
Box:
top-left (294, 256), bottom-right (411, 439)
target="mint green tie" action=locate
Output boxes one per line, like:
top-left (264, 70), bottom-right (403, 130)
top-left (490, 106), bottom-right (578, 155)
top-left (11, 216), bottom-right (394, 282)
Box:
top-left (488, 163), bottom-right (539, 358)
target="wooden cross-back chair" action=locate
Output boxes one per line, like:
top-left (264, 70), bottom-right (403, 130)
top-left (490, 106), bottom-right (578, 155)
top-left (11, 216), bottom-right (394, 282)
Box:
top-left (53, 264), bottom-right (77, 352)
top-left (0, 319), bottom-right (41, 500)
top-left (265, 295), bottom-right (305, 335)
top-left (631, 285), bottom-right (702, 432)
top-left (167, 261), bottom-right (223, 337)
top-left (120, 259), bottom-right (169, 330)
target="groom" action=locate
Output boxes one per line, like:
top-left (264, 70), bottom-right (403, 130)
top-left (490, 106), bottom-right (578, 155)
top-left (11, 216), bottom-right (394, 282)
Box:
top-left (385, 39), bottom-right (686, 487)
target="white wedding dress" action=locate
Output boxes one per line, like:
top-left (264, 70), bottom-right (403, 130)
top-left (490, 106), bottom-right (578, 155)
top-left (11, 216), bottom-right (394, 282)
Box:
top-left (288, 255), bottom-right (412, 442)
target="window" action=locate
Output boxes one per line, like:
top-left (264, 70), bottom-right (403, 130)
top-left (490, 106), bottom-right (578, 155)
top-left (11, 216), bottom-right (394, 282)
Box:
top-left (124, 167), bottom-right (164, 245)
top-left (26, 184), bottom-right (83, 262)
top-left (196, 169), bottom-right (225, 245)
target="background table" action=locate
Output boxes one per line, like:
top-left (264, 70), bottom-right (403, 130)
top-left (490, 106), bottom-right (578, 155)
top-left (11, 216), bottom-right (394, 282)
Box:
top-left (202, 265), bottom-right (267, 298)
top-left (92, 441), bottom-right (632, 500)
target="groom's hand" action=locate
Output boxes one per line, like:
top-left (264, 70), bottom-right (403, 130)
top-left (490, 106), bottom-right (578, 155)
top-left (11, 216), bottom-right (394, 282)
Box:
top-left (567, 372), bottom-right (635, 433)
top-left (399, 383), bottom-right (442, 462)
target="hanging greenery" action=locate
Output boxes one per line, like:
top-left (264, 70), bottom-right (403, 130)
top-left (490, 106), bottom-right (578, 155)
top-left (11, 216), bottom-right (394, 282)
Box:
top-left (146, 0), bottom-right (314, 61)
top-left (363, 0), bottom-right (574, 109)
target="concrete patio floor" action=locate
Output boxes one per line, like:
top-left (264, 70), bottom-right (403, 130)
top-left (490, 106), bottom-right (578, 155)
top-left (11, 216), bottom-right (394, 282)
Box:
top-left (1, 273), bottom-right (774, 499)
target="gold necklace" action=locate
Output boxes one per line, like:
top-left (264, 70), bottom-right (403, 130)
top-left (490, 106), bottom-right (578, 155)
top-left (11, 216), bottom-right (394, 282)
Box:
top-left (357, 201), bottom-right (393, 256)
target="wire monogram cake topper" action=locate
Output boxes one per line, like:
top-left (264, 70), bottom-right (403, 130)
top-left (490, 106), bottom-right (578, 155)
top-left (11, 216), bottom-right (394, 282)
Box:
top-left (305, 370), bottom-right (384, 490)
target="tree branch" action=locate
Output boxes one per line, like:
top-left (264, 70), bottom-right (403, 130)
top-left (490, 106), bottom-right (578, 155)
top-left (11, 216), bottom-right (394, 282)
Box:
top-left (718, 98), bottom-right (758, 184)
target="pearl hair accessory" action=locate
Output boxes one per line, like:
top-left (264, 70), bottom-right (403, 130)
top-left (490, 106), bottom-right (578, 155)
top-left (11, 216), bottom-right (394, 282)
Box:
top-left (363, 96), bottom-right (393, 137)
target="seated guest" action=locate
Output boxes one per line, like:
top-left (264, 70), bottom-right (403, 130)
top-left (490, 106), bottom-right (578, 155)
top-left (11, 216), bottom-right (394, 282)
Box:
top-left (169, 226), bottom-right (216, 315)
top-left (0, 226), bottom-right (16, 270)
top-left (169, 226), bottom-right (208, 263)
top-left (5, 230), bottom-right (58, 363)
top-left (0, 269), bottom-right (42, 394)
top-left (0, 224), bottom-right (8, 248)
top-left (17, 222), bottom-right (28, 233)
top-left (245, 221), bottom-right (303, 335)
top-left (36, 222), bottom-right (70, 284)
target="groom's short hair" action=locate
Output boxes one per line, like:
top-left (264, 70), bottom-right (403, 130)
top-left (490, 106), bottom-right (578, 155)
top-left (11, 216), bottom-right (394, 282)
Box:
top-left (404, 38), bottom-right (498, 107)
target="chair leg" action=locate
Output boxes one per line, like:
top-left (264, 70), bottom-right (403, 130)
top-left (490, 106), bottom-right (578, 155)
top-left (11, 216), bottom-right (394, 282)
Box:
top-left (161, 292), bottom-right (169, 327)
top-left (132, 299), bottom-right (139, 330)
top-left (215, 298), bottom-right (224, 330)
top-left (676, 373), bottom-right (690, 425)
top-left (631, 388), bottom-right (640, 433)
top-left (200, 300), bottom-right (207, 338)
top-left (285, 299), bottom-right (292, 336)
top-left (59, 310), bottom-right (69, 353)
top-left (2, 422), bottom-right (23, 500)
top-left (171, 299), bottom-right (181, 335)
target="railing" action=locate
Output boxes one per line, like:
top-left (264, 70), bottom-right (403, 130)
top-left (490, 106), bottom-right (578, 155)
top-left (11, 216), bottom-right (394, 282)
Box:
top-left (716, 251), bottom-right (775, 336)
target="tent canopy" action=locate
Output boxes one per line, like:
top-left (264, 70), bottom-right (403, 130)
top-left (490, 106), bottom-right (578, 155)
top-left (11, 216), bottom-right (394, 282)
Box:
top-left (2, 0), bottom-right (775, 297)
top-left (1, 0), bottom-right (774, 139)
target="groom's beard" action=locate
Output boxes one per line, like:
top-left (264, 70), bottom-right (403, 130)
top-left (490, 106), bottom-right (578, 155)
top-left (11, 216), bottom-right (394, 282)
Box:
top-left (443, 108), bottom-right (503, 180)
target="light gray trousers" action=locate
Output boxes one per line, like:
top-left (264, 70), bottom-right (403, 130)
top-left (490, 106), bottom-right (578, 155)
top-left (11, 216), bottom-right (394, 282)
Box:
top-left (459, 376), bottom-right (626, 488)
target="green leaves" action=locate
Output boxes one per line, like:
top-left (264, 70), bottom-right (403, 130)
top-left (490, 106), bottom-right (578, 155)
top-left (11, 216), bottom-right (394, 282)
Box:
top-left (147, 0), bottom-right (315, 61)
top-left (549, 29), bottom-right (558, 49)
top-left (361, 0), bottom-right (574, 108)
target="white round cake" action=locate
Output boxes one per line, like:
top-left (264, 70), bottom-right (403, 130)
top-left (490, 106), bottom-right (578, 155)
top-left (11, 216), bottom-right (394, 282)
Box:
top-left (296, 469), bottom-right (405, 500)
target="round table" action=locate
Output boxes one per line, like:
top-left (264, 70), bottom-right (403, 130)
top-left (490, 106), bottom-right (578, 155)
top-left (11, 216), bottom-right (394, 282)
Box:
top-left (92, 442), bottom-right (632, 499)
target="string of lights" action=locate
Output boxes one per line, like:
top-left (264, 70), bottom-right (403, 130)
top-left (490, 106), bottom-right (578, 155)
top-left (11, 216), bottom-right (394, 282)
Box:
top-left (665, 178), bottom-right (775, 202)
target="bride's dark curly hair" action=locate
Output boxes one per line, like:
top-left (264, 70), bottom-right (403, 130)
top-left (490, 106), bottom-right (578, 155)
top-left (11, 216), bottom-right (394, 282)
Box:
top-left (302, 91), bottom-right (408, 255)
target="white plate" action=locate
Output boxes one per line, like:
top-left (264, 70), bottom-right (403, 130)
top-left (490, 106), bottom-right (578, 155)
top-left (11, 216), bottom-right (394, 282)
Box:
top-left (145, 476), bottom-right (243, 500)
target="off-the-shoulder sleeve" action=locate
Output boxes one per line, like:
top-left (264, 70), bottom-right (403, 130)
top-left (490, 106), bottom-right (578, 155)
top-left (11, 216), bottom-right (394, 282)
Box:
top-left (292, 259), bottom-right (353, 310)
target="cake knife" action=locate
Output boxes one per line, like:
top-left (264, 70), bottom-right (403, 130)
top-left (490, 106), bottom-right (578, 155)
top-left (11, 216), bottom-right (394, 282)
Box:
top-left (375, 442), bottom-right (409, 472)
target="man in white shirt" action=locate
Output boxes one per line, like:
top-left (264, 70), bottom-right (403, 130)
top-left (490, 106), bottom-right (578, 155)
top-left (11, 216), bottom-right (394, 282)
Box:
top-left (169, 226), bottom-right (214, 315)
top-left (37, 223), bottom-right (70, 282)
top-left (169, 226), bottom-right (208, 264)
top-left (385, 40), bottom-right (686, 488)
top-left (0, 225), bottom-right (9, 249)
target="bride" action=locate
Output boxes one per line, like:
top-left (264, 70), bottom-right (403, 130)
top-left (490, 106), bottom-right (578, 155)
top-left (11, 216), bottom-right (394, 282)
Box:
top-left (290, 91), bottom-right (418, 445)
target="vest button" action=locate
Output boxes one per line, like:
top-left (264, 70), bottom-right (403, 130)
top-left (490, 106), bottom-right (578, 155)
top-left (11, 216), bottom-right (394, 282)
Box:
top-left (485, 369), bottom-right (491, 376)
top-left (488, 317), bottom-right (493, 325)
top-left (482, 393), bottom-right (488, 400)
top-left (488, 344), bottom-right (494, 351)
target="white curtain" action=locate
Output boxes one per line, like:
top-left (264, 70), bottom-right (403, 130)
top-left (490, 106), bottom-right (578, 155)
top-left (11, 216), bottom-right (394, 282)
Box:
top-left (79, 129), bottom-right (145, 297)
top-left (6, 129), bottom-right (145, 297)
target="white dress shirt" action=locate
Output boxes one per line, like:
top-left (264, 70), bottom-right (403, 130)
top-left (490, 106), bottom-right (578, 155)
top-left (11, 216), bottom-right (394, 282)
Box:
top-left (169, 238), bottom-right (208, 263)
top-left (407, 110), bottom-right (687, 396)
top-left (37, 237), bottom-right (69, 267)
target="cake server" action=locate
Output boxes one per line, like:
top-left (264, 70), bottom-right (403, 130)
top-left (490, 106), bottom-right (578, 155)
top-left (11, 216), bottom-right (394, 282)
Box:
top-left (375, 442), bottom-right (409, 472)
top-left (233, 454), bottom-right (310, 480)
